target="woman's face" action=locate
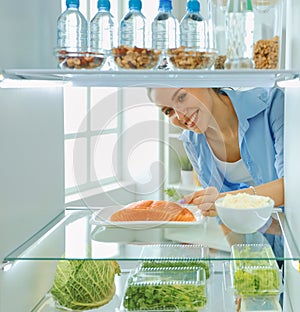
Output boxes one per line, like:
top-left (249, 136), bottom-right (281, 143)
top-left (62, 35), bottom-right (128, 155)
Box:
top-left (150, 88), bottom-right (214, 134)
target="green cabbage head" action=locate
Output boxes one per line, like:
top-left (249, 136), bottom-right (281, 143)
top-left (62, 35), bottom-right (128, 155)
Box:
top-left (50, 260), bottom-right (121, 310)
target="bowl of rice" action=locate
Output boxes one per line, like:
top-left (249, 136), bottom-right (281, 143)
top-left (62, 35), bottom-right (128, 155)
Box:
top-left (215, 193), bottom-right (274, 234)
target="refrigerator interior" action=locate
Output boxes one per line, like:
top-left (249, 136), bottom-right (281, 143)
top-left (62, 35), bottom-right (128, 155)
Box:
top-left (1, 0), bottom-right (300, 311)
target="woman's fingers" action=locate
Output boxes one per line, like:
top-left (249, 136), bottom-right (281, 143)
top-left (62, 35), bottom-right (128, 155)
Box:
top-left (184, 187), bottom-right (219, 205)
top-left (200, 205), bottom-right (217, 217)
top-left (197, 201), bottom-right (215, 210)
top-left (183, 187), bottom-right (219, 217)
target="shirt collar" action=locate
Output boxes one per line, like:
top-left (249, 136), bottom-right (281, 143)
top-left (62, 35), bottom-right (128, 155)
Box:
top-left (222, 88), bottom-right (269, 122)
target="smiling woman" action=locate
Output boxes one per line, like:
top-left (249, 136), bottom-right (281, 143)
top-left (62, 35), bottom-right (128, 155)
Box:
top-left (147, 86), bottom-right (285, 258)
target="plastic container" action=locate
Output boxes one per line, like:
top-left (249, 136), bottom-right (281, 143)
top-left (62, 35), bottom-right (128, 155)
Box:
top-left (151, 0), bottom-right (180, 69)
top-left (231, 244), bottom-right (281, 298)
top-left (211, 0), bottom-right (228, 69)
top-left (240, 297), bottom-right (282, 311)
top-left (139, 243), bottom-right (211, 279)
top-left (122, 266), bottom-right (207, 311)
top-left (90, 0), bottom-right (115, 53)
top-left (224, 0), bottom-right (255, 69)
top-left (90, 0), bottom-right (115, 70)
top-left (140, 260), bottom-right (210, 279)
top-left (252, 0), bottom-right (284, 69)
top-left (174, 0), bottom-right (217, 70)
top-left (56, 0), bottom-right (88, 53)
top-left (140, 243), bottom-right (209, 259)
top-left (119, 0), bottom-right (146, 48)
top-left (180, 0), bottom-right (208, 50)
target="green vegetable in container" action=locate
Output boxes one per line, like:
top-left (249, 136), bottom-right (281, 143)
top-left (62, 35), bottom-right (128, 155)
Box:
top-left (50, 260), bottom-right (121, 311)
top-left (232, 245), bottom-right (280, 297)
top-left (141, 260), bottom-right (210, 279)
top-left (234, 268), bottom-right (280, 297)
top-left (123, 283), bottom-right (206, 311)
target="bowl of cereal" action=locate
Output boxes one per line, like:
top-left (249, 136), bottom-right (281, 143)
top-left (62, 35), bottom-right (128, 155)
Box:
top-left (112, 46), bottom-right (161, 69)
top-left (56, 50), bottom-right (105, 69)
top-left (215, 193), bottom-right (274, 234)
top-left (168, 47), bottom-right (217, 70)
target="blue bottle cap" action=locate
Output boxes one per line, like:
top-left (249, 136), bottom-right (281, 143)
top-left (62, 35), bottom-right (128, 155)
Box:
top-left (129, 0), bottom-right (142, 11)
top-left (66, 0), bottom-right (79, 8)
top-left (159, 0), bottom-right (172, 11)
top-left (187, 0), bottom-right (200, 13)
top-left (97, 0), bottom-right (110, 11)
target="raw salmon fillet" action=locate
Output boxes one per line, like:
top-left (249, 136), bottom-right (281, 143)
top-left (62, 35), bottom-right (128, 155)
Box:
top-left (110, 200), bottom-right (195, 222)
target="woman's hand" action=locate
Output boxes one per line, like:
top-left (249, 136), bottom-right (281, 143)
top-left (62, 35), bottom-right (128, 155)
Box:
top-left (183, 186), bottom-right (220, 217)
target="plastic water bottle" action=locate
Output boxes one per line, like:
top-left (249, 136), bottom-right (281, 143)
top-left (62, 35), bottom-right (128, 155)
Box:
top-left (90, 0), bottom-right (116, 70)
top-left (151, 0), bottom-right (179, 69)
top-left (90, 0), bottom-right (115, 53)
top-left (224, 0), bottom-right (254, 69)
top-left (152, 0), bottom-right (179, 51)
top-left (57, 0), bottom-right (88, 52)
top-left (119, 0), bottom-right (146, 48)
top-left (180, 0), bottom-right (208, 50)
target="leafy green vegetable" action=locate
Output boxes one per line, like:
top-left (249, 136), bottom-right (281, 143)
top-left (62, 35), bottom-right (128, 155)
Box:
top-left (164, 187), bottom-right (184, 202)
top-left (141, 260), bottom-right (210, 279)
top-left (123, 284), bottom-right (206, 311)
top-left (232, 245), bottom-right (280, 297)
top-left (51, 260), bottom-right (120, 310)
top-left (234, 268), bottom-right (280, 297)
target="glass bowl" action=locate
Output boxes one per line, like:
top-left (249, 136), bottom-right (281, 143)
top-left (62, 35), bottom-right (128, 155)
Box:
top-left (56, 50), bottom-right (105, 69)
top-left (168, 47), bottom-right (217, 70)
top-left (112, 46), bottom-right (161, 70)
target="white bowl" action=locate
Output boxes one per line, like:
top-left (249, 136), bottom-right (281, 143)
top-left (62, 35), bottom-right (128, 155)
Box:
top-left (215, 194), bottom-right (274, 234)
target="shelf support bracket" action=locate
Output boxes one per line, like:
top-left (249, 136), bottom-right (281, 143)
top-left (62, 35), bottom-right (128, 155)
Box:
top-left (277, 211), bottom-right (300, 272)
top-left (1, 261), bottom-right (14, 272)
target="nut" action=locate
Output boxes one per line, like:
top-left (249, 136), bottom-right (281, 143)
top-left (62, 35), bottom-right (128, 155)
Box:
top-left (168, 46), bottom-right (216, 69)
top-left (214, 55), bottom-right (227, 70)
top-left (57, 50), bottom-right (105, 69)
top-left (112, 46), bottom-right (161, 69)
top-left (253, 36), bottom-right (279, 69)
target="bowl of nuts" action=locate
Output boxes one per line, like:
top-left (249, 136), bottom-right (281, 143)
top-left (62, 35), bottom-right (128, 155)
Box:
top-left (56, 50), bottom-right (105, 70)
top-left (168, 47), bottom-right (217, 70)
top-left (112, 46), bottom-right (162, 70)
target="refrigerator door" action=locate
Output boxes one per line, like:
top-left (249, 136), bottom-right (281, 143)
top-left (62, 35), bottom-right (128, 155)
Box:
top-left (0, 1), bottom-right (64, 312)
top-left (283, 0), bottom-right (300, 310)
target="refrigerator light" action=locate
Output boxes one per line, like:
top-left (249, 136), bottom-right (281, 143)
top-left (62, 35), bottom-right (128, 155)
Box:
top-left (0, 78), bottom-right (67, 88)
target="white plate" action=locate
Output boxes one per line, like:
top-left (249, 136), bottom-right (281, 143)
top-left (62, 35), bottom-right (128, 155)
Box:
top-left (90, 205), bottom-right (206, 229)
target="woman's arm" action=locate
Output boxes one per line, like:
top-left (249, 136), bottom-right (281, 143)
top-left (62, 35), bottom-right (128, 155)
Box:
top-left (183, 177), bottom-right (284, 217)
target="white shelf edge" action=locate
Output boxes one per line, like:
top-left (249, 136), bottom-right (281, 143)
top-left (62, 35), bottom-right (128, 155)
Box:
top-left (1, 69), bottom-right (298, 88)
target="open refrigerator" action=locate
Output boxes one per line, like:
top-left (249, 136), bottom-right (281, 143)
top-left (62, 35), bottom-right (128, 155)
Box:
top-left (1, 0), bottom-right (300, 311)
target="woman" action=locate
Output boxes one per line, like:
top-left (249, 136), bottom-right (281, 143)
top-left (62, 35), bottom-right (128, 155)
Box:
top-left (148, 87), bottom-right (284, 256)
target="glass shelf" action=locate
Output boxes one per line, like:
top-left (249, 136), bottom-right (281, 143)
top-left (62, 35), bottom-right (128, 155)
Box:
top-left (1, 69), bottom-right (298, 88)
top-left (3, 207), bottom-right (300, 263)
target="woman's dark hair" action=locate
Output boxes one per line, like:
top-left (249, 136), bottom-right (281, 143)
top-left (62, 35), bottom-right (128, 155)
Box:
top-left (147, 87), bottom-right (223, 103)
top-left (212, 88), bottom-right (222, 94)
